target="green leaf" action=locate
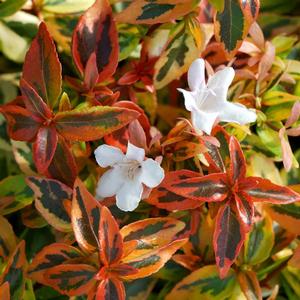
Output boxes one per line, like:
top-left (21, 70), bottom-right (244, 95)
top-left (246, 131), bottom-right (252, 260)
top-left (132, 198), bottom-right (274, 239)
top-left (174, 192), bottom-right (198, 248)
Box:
top-left (215, 0), bottom-right (259, 57)
top-left (0, 0), bottom-right (26, 18)
top-left (0, 175), bottom-right (34, 215)
top-left (256, 124), bottom-right (282, 158)
top-left (166, 265), bottom-right (236, 300)
top-left (243, 215), bottom-right (274, 265)
top-left (0, 21), bottom-right (28, 63)
top-left (154, 22), bottom-right (213, 89)
top-left (42, 0), bottom-right (95, 14)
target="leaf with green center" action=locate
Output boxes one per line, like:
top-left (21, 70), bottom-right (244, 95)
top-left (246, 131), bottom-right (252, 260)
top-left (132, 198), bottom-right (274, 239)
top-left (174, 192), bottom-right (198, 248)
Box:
top-left (54, 106), bottom-right (140, 141)
top-left (122, 238), bottom-right (187, 280)
top-left (243, 177), bottom-right (300, 204)
top-left (0, 241), bottom-right (27, 300)
top-left (0, 175), bottom-right (33, 215)
top-left (147, 170), bottom-right (202, 211)
top-left (243, 215), bottom-right (274, 266)
top-left (44, 264), bottom-right (97, 296)
top-left (72, 0), bottom-right (118, 84)
top-left (22, 22), bottom-right (62, 109)
top-left (121, 217), bottom-right (186, 255)
top-left (28, 243), bottom-right (84, 285)
top-left (116, 0), bottom-right (195, 25)
top-left (154, 22), bottom-right (213, 89)
top-left (214, 0), bottom-right (260, 58)
top-left (1, 104), bottom-right (42, 142)
top-left (168, 173), bottom-right (229, 202)
top-left (213, 202), bottom-right (246, 278)
top-left (26, 177), bottom-right (72, 232)
top-left (72, 178), bottom-right (101, 253)
top-left (99, 206), bottom-right (124, 266)
top-left (20, 79), bottom-right (53, 120)
top-left (165, 265), bottom-right (236, 300)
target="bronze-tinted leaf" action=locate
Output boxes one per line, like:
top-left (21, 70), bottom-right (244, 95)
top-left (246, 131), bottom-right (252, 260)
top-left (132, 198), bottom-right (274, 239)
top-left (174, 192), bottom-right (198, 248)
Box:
top-left (213, 203), bottom-right (246, 278)
top-left (72, 178), bottom-right (101, 253)
top-left (28, 243), bottom-right (84, 285)
top-left (22, 22), bottom-right (62, 108)
top-left (72, 0), bottom-right (119, 83)
top-left (45, 264), bottom-right (97, 296)
top-left (54, 106), bottom-right (140, 141)
top-left (99, 206), bottom-right (123, 265)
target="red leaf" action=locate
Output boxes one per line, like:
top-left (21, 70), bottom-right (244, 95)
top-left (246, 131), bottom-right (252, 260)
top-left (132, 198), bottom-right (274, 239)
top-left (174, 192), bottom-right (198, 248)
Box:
top-left (84, 52), bottom-right (99, 90)
top-left (96, 278), bottom-right (125, 300)
top-left (243, 177), bottom-right (300, 204)
top-left (99, 206), bottom-right (123, 266)
top-left (46, 136), bottom-right (77, 187)
top-left (33, 126), bottom-right (58, 173)
top-left (72, 0), bottom-right (119, 82)
top-left (213, 202), bottom-right (246, 278)
top-left (1, 104), bottom-right (41, 141)
top-left (229, 136), bottom-right (246, 182)
top-left (0, 282), bottom-right (10, 300)
top-left (234, 192), bottom-right (254, 231)
top-left (168, 173), bottom-right (229, 202)
top-left (147, 170), bottom-right (203, 211)
top-left (20, 79), bottom-right (53, 120)
top-left (22, 22), bottom-right (62, 109)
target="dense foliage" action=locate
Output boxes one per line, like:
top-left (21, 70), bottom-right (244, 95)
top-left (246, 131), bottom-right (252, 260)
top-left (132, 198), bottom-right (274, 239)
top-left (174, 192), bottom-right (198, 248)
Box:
top-left (1, 0), bottom-right (300, 299)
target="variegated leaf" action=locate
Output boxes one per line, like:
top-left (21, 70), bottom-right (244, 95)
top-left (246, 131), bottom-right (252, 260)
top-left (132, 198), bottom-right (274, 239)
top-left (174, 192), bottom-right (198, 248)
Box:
top-left (28, 243), bottom-right (84, 285)
top-left (116, 0), bottom-right (195, 25)
top-left (166, 265), bottom-right (236, 300)
top-left (26, 177), bottom-right (72, 232)
top-left (54, 106), bottom-right (140, 141)
top-left (72, 178), bottom-right (102, 253)
top-left (22, 22), bottom-right (62, 109)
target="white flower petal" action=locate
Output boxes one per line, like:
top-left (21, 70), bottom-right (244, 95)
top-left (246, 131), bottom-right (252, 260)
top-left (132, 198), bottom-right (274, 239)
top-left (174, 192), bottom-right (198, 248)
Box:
top-left (116, 180), bottom-right (143, 211)
top-left (206, 67), bottom-right (235, 103)
top-left (219, 102), bottom-right (257, 125)
top-left (191, 108), bottom-right (219, 135)
top-left (96, 168), bottom-right (124, 198)
top-left (188, 58), bottom-right (206, 91)
top-left (140, 158), bottom-right (164, 188)
top-left (94, 144), bottom-right (124, 167)
top-left (126, 142), bottom-right (145, 162)
top-left (178, 88), bottom-right (198, 112)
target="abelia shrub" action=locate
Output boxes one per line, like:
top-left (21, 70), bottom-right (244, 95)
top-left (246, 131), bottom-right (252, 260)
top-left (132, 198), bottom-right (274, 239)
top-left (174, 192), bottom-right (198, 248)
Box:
top-left (0, 0), bottom-right (300, 299)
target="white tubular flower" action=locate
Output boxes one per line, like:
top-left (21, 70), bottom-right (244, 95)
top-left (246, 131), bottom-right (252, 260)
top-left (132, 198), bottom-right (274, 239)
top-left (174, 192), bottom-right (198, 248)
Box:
top-left (94, 142), bottom-right (164, 212)
top-left (178, 58), bottom-right (257, 135)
